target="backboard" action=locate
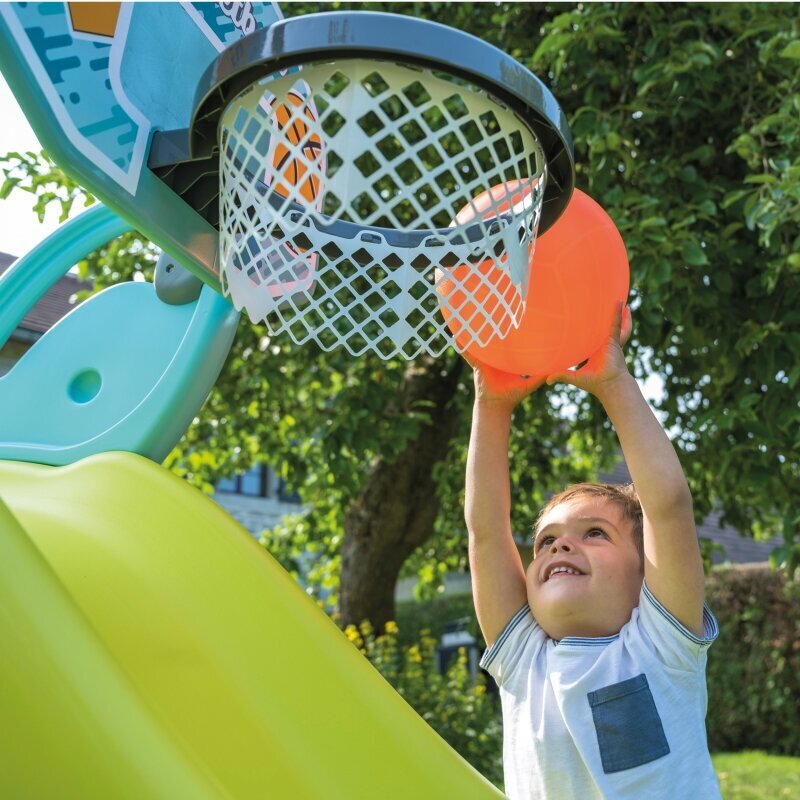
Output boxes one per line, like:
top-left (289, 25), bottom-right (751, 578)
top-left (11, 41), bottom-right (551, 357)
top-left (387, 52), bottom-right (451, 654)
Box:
top-left (0, 2), bottom-right (284, 290)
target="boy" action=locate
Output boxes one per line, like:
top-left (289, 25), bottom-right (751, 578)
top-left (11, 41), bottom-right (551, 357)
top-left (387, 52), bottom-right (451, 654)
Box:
top-left (465, 304), bottom-right (721, 799)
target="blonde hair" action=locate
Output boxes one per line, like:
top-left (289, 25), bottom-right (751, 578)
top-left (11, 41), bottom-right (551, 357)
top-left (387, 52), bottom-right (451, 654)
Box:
top-left (533, 483), bottom-right (644, 564)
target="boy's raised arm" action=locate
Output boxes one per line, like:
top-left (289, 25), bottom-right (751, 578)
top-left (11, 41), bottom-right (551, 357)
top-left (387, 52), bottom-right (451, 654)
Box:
top-left (547, 305), bottom-right (706, 636)
top-left (466, 367), bottom-right (541, 646)
top-left (595, 373), bottom-right (705, 635)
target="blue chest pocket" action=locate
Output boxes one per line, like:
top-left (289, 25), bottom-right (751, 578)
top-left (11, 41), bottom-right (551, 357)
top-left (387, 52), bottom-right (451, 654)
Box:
top-left (587, 673), bottom-right (670, 774)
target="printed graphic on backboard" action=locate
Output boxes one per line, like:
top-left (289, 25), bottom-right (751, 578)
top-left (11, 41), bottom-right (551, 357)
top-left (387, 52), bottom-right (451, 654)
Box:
top-left (0, 2), bottom-right (283, 195)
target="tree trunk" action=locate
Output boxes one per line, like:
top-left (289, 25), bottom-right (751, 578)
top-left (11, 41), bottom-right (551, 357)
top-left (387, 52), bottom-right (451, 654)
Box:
top-left (338, 354), bottom-right (466, 630)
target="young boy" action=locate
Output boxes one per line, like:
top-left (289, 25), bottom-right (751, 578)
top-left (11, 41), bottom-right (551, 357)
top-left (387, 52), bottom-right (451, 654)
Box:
top-left (465, 304), bottom-right (721, 799)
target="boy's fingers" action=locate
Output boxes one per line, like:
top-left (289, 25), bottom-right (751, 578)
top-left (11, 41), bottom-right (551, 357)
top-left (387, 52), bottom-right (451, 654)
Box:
top-left (506, 372), bottom-right (546, 389)
top-left (545, 372), bottom-right (570, 386)
top-left (521, 374), bottom-right (547, 389)
top-left (610, 301), bottom-right (625, 343)
top-left (620, 305), bottom-right (633, 347)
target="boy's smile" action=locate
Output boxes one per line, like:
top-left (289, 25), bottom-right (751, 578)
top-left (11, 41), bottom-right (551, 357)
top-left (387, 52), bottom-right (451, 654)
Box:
top-left (544, 561), bottom-right (586, 580)
top-left (526, 496), bottom-right (643, 640)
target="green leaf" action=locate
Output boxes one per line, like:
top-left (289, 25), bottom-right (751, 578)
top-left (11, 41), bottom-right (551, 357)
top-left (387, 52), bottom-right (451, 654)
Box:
top-left (744, 174), bottom-right (778, 185)
top-left (681, 240), bottom-right (709, 266)
top-left (532, 31), bottom-right (572, 61)
top-left (721, 189), bottom-right (750, 209)
top-left (652, 259), bottom-right (672, 285)
top-left (640, 216), bottom-right (667, 228)
top-left (738, 393), bottom-right (761, 411)
top-left (0, 177), bottom-right (21, 199)
top-left (779, 41), bottom-right (800, 59)
top-left (697, 200), bottom-right (717, 215)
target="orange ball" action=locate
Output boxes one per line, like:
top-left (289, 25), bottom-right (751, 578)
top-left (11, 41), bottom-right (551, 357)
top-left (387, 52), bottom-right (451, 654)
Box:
top-left (435, 181), bottom-right (532, 350)
top-left (268, 87), bottom-right (324, 205)
top-left (441, 188), bottom-right (629, 377)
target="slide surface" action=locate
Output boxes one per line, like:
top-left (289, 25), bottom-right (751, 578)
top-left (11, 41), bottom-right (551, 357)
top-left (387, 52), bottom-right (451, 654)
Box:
top-left (0, 452), bottom-right (501, 799)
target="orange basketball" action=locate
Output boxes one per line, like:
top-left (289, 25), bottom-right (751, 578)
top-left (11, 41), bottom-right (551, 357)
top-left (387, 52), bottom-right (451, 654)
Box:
top-left (435, 181), bottom-right (532, 350)
top-left (269, 88), bottom-right (324, 205)
top-left (440, 188), bottom-right (629, 377)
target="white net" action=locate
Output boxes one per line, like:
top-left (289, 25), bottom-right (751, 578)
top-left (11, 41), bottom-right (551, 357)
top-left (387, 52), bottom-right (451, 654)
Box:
top-left (219, 60), bottom-right (546, 359)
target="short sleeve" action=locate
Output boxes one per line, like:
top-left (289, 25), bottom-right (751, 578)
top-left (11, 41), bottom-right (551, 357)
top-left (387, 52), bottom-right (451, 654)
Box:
top-left (633, 581), bottom-right (719, 670)
top-left (479, 604), bottom-right (546, 686)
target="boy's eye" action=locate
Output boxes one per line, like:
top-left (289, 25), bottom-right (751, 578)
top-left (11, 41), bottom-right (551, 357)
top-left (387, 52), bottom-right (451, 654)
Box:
top-left (586, 528), bottom-right (608, 539)
top-left (536, 535), bottom-right (555, 550)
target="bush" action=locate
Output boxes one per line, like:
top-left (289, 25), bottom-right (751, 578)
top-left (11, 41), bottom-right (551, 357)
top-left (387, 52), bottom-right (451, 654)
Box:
top-left (395, 594), bottom-right (482, 648)
top-left (344, 620), bottom-right (504, 788)
top-left (394, 564), bottom-right (800, 759)
top-left (706, 565), bottom-right (800, 755)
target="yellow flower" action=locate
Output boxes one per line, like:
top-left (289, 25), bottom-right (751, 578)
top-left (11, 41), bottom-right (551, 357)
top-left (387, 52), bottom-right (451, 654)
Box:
top-left (384, 620), bottom-right (399, 635)
top-left (344, 625), bottom-right (362, 646)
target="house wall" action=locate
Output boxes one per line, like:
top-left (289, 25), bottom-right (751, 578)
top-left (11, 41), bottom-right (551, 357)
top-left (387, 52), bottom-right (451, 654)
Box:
top-left (213, 491), bottom-right (306, 539)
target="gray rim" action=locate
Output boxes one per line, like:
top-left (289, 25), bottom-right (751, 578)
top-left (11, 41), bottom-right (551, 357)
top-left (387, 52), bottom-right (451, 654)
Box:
top-left (191, 11), bottom-right (575, 234)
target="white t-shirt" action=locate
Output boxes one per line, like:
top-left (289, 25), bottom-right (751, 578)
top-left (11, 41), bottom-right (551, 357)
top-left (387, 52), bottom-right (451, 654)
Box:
top-left (480, 582), bottom-right (721, 800)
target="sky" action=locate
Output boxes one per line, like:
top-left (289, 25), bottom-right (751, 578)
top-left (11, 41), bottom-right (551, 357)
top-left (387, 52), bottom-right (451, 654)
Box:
top-left (0, 73), bottom-right (80, 259)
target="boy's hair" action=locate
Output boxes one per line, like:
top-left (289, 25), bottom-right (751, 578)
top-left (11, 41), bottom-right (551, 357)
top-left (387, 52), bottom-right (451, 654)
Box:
top-left (533, 483), bottom-right (644, 565)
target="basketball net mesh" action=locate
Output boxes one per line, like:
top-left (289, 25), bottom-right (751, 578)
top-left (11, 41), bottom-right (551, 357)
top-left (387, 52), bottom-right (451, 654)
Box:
top-left (219, 60), bottom-right (546, 359)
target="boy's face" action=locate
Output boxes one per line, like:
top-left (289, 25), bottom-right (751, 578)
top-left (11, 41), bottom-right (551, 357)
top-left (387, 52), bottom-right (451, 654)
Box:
top-left (526, 496), bottom-right (643, 641)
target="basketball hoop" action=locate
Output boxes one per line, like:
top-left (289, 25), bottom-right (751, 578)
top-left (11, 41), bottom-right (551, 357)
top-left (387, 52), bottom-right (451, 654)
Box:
top-left (156, 12), bottom-right (575, 359)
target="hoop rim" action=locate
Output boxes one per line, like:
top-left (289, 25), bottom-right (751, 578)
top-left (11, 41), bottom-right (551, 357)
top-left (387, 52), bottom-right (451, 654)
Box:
top-left (190, 11), bottom-right (575, 234)
top-left (231, 157), bottom-right (540, 268)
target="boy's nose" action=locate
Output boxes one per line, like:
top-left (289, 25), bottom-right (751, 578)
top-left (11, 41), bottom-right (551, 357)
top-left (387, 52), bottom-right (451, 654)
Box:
top-left (550, 538), bottom-right (575, 554)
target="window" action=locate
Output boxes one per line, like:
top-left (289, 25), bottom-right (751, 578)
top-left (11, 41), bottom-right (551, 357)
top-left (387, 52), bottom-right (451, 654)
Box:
top-left (277, 478), bottom-right (301, 504)
top-left (216, 464), bottom-right (269, 497)
top-left (215, 464), bottom-right (302, 505)
top-left (239, 464), bottom-right (266, 497)
top-left (216, 475), bottom-right (238, 493)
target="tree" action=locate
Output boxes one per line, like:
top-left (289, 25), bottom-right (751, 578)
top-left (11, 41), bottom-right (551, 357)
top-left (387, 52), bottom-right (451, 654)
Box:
top-left (3, 2), bottom-right (798, 631)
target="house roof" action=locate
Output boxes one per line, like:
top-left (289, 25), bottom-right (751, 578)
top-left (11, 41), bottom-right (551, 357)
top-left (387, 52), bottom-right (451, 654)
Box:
top-left (0, 251), bottom-right (92, 335)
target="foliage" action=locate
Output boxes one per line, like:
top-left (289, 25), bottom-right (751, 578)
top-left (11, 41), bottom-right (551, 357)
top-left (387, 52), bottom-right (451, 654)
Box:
top-left (712, 751), bottom-right (800, 800)
top-left (0, 150), bottom-right (157, 294)
top-left (258, 503), bottom-right (343, 607)
top-left (706, 565), bottom-right (800, 755)
top-left (344, 619), bottom-right (504, 788)
top-left (0, 149), bottom-right (88, 223)
top-left (525, 3), bottom-right (800, 571)
top-left (3, 3), bottom-right (799, 622)
top-left (395, 592), bottom-right (480, 647)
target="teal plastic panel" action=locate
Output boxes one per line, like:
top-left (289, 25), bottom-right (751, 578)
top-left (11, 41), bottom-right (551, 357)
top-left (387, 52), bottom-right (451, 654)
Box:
top-left (0, 204), bottom-right (130, 346)
top-left (0, 206), bottom-right (239, 465)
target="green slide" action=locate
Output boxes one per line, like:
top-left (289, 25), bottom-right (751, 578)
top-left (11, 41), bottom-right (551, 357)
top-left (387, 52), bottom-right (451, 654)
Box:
top-left (0, 452), bottom-right (501, 799)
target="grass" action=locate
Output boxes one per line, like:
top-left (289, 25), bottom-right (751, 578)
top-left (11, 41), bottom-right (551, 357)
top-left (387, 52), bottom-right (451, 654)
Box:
top-left (713, 751), bottom-right (800, 799)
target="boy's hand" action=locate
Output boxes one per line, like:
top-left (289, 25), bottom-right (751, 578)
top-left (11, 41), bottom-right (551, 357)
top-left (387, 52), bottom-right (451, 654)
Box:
top-left (470, 356), bottom-right (545, 409)
top-left (545, 302), bottom-right (633, 398)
